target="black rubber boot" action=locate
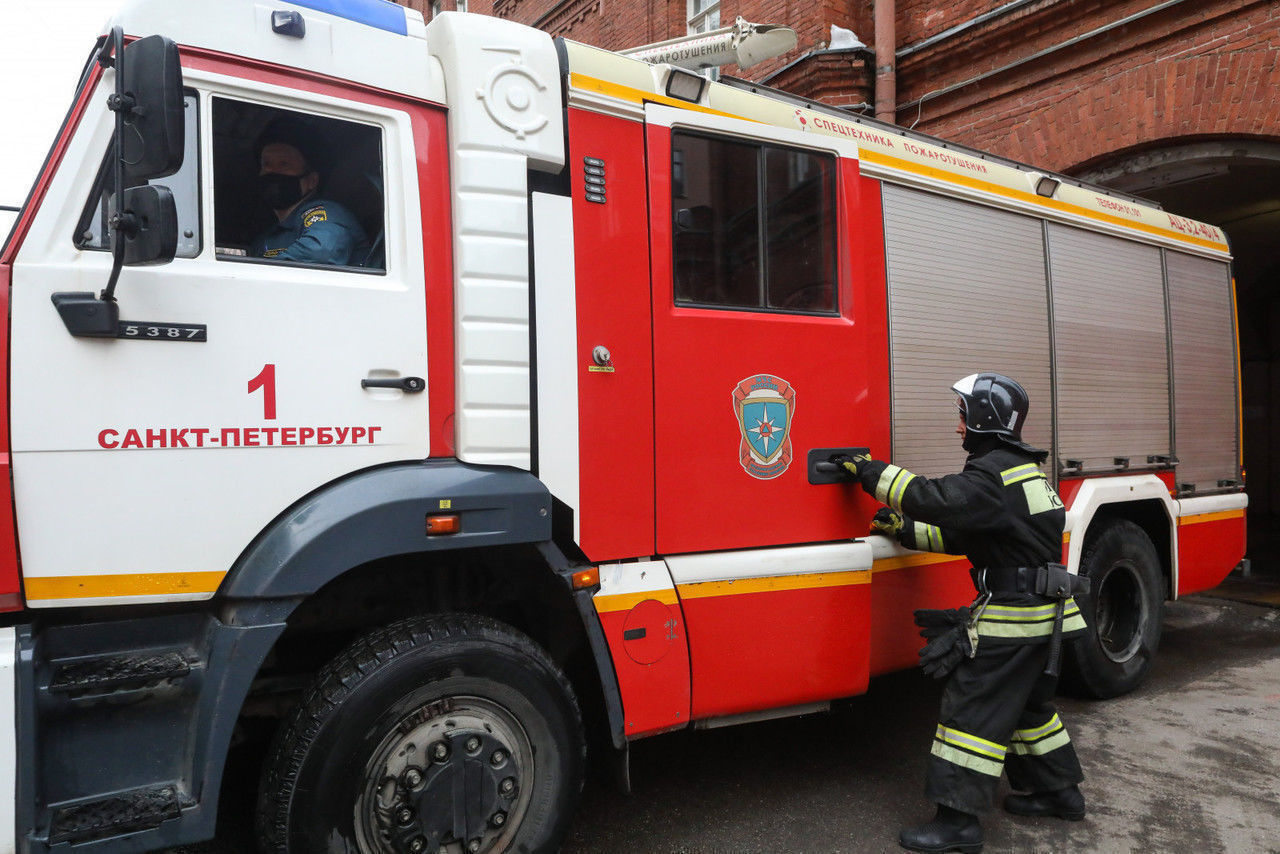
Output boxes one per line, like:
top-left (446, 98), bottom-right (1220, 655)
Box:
top-left (898, 804), bottom-right (984, 853)
top-left (1003, 784), bottom-right (1086, 821)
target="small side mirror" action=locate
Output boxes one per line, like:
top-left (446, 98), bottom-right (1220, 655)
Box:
top-left (115, 185), bottom-right (178, 266)
top-left (118, 34), bottom-right (184, 181)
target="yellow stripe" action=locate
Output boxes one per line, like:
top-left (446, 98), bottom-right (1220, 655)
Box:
top-left (1013, 713), bottom-right (1063, 742)
top-left (859, 149), bottom-right (1229, 253)
top-left (24, 571), bottom-right (225, 600)
top-left (1233, 277), bottom-right (1243, 469)
top-left (676, 570), bottom-right (871, 600)
top-left (872, 552), bottom-right (963, 573)
top-left (593, 588), bottom-right (681, 614)
top-left (570, 72), bottom-right (743, 120)
top-left (1178, 509), bottom-right (1245, 526)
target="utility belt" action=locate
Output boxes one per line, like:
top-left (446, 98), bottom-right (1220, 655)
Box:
top-left (971, 564), bottom-right (1090, 599)
top-left (968, 564), bottom-right (1090, 677)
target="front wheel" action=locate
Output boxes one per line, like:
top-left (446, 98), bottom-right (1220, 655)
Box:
top-left (257, 614), bottom-right (585, 854)
top-left (1062, 519), bottom-right (1164, 699)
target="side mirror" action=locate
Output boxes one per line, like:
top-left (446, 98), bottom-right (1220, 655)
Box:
top-left (118, 34), bottom-right (184, 181)
top-left (117, 185), bottom-right (178, 266)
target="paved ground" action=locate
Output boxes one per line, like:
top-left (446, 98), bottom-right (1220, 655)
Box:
top-left (182, 575), bottom-right (1280, 853)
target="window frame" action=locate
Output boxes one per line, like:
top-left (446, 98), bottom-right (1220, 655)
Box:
top-left (670, 129), bottom-right (840, 318)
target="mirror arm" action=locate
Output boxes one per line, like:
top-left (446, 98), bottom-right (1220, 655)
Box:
top-left (102, 26), bottom-right (127, 304)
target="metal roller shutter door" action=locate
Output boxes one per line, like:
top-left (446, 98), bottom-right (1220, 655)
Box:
top-left (1048, 224), bottom-right (1170, 469)
top-left (882, 185), bottom-right (1053, 479)
top-left (1167, 252), bottom-right (1239, 492)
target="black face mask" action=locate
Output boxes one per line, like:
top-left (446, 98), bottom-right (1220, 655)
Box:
top-left (258, 172), bottom-right (307, 211)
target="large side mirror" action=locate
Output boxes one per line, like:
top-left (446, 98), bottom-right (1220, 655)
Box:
top-left (118, 34), bottom-right (184, 181)
top-left (117, 185), bottom-right (178, 266)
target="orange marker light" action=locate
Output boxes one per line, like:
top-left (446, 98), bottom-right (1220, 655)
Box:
top-left (571, 567), bottom-right (600, 590)
top-left (425, 514), bottom-right (460, 535)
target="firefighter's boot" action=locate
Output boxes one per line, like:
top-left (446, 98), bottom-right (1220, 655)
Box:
top-left (898, 804), bottom-right (983, 853)
top-left (1003, 784), bottom-right (1086, 821)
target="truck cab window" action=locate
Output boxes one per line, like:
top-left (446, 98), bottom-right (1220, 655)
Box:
top-left (75, 92), bottom-right (201, 258)
top-left (212, 99), bottom-right (385, 272)
top-left (672, 131), bottom-right (837, 315)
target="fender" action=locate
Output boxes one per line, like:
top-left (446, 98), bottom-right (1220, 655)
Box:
top-left (222, 459), bottom-right (552, 599)
top-left (1063, 474), bottom-right (1177, 587)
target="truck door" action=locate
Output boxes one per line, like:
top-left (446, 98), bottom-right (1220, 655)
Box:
top-left (644, 105), bottom-right (888, 719)
top-left (645, 105), bottom-right (888, 555)
top-left (8, 67), bottom-right (446, 606)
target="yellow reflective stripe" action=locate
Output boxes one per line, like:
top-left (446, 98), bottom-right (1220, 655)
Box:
top-left (1011, 728), bottom-right (1072, 756)
top-left (1013, 713), bottom-right (1062, 742)
top-left (929, 525), bottom-right (944, 551)
top-left (23, 571), bottom-right (225, 600)
top-left (889, 470), bottom-right (917, 511)
top-left (875, 465), bottom-right (902, 503)
top-left (913, 521), bottom-right (930, 548)
top-left (1001, 463), bottom-right (1041, 485)
top-left (931, 740), bottom-right (1005, 777)
top-left (977, 600), bottom-right (1083, 638)
top-left (936, 725), bottom-right (1006, 760)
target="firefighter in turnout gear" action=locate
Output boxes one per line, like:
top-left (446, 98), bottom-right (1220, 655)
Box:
top-left (837, 373), bottom-right (1089, 853)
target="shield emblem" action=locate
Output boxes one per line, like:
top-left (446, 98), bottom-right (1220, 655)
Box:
top-left (732, 375), bottom-right (796, 479)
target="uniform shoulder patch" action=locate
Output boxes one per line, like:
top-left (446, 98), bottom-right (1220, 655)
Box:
top-left (301, 206), bottom-right (328, 229)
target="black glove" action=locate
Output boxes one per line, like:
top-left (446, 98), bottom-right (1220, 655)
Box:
top-left (913, 608), bottom-right (972, 680)
top-left (870, 507), bottom-right (905, 536)
top-left (830, 452), bottom-right (871, 478)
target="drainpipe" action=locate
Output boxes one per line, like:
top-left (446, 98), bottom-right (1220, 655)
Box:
top-left (874, 0), bottom-right (896, 122)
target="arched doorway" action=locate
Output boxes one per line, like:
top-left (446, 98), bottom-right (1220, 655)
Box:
top-left (1078, 139), bottom-right (1280, 573)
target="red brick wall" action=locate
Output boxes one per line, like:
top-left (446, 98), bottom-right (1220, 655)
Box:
top-left (894, 0), bottom-right (1280, 172)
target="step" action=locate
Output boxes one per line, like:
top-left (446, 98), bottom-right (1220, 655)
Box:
top-left (48, 650), bottom-right (191, 696)
top-left (49, 784), bottom-right (181, 845)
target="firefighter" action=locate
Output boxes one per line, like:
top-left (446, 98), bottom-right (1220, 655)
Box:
top-left (837, 373), bottom-right (1089, 854)
top-left (251, 121), bottom-right (368, 266)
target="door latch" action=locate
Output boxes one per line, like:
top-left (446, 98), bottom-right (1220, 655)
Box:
top-left (361, 376), bottom-right (425, 393)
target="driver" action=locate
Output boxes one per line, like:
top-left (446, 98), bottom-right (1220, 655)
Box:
top-left (251, 121), bottom-right (367, 266)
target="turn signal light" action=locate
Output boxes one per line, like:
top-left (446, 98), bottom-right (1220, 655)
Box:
top-left (571, 567), bottom-right (600, 590)
top-left (425, 514), bottom-right (460, 535)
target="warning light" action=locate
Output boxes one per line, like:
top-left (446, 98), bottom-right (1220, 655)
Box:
top-left (571, 567), bottom-right (600, 590)
top-left (425, 514), bottom-right (460, 535)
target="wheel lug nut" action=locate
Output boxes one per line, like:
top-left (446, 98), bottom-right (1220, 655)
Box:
top-left (500, 777), bottom-right (516, 795)
top-left (491, 810), bottom-right (507, 828)
top-left (465, 737), bottom-right (481, 753)
top-left (490, 749), bottom-right (506, 766)
top-left (408, 838), bottom-right (426, 853)
top-left (431, 742), bottom-right (449, 762)
top-left (403, 767), bottom-right (423, 788)
top-left (396, 806), bottom-right (415, 825)
top-left (467, 840), bottom-right (482, 853)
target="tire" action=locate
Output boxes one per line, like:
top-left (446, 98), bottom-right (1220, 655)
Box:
top-left (256, 614), bottom-right (585, 854)
top-left (1062, 519), bottom-right (1164, 699)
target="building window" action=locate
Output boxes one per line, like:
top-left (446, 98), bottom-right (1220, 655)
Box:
top-left (671, 131), bottom-right (838, 315)
top-left (687, 0), bottom-right (720, 79)
top-left (430, 0), bottom-right (442, 19)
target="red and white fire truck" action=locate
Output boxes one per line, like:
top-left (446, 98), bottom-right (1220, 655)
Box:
top-left (0, 1), bottom-right (1247, 851)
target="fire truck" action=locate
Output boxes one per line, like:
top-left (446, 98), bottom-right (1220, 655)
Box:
top-left (0, 1), bottom-right (1247, 851)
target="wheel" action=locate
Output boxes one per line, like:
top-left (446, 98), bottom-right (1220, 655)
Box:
top-left (1062, 519), bottom-right (1164, 699)
top-left (256, 614), bottom-right (584, 854)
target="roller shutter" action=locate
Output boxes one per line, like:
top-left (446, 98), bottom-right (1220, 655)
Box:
top-left (1049, 224), bottom-right (1170, 470)
top-left (882, 185), bottom-right (1053, 479)
top-left (1167, 252), bottom-right (1240, 492)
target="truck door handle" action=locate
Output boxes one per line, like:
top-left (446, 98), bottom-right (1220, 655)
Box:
top-left (361, 376), bottom-right (425, 393)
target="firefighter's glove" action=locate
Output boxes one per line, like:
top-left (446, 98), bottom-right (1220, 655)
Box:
top-left (913, 608), bottom-right (973, 681)
top-left (871, 507), bottom-right (905, 536)
top-left (831, 452), bottom-right (871, 478)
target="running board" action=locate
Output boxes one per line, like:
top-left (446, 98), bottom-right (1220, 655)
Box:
top-left (693, 701), bottom-right (830, 730)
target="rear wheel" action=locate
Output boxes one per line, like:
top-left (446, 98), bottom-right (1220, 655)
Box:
top-left (257, 614), bottom-right (584, 854)
top-left (1063, 519), bottom-right (1164, 699)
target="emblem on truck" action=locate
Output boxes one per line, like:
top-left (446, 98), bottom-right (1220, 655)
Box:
top-left (732, 374), bottom-right (795, 479)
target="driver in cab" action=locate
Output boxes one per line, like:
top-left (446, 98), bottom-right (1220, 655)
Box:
top-left (251, 122), bottom-right (367, 266)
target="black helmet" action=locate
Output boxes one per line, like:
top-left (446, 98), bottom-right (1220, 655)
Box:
top-left (951, 373), bottom-right (1030, 442)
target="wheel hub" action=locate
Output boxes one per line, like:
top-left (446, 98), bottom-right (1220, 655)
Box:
top-left (1095, 559), bottom-right (1146, 663)
top-left (356, 696), bottom-right (533, 853)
